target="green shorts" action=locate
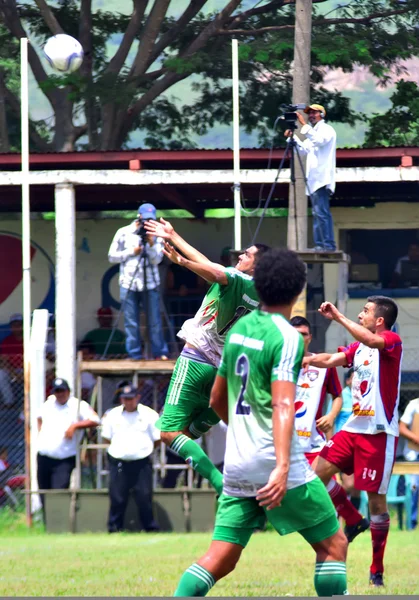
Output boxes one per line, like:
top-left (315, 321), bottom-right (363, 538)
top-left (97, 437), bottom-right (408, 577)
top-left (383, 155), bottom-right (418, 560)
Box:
top-left (213, 477), bottom-right (339, 547)
top-left (158, 355), bottom-right (218, 433)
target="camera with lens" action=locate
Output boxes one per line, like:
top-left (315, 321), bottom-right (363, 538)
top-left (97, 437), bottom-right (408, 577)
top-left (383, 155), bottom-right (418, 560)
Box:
top-left (280, 103), bottom-right (307, 130)
top-left (134, 221), bottom-right (148, 242)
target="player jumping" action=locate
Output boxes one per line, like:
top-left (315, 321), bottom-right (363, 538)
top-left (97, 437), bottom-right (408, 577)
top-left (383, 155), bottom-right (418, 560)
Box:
top-left (173, 248), bottom-right (348, 597)
top-left (303, 296), bottom-right (402, 587)
top-left (145, 217), bottom-right (269, 494)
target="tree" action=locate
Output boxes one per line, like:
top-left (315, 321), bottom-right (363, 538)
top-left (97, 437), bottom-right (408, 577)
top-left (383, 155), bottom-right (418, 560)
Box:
top-left (364, 79), bottom-right (419, 146)
top-left (0, 0), bottom-right (419, 151)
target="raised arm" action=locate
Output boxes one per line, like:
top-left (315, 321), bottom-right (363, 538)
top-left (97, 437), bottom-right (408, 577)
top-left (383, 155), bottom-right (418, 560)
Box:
top-left (164, 243), bottom-right (228, 285)
top-left (319, 302), bottom-right (386, 350)
top-left (303, 352), bottom-right (347, 369)
top-left (145, 218), bottom-right (214, 266)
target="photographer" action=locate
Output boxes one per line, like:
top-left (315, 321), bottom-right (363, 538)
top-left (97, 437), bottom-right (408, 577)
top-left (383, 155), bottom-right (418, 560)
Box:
top-left (108, 203), bottom-right (167, 360)
top-left (285, 104), bottom-right (337, 252)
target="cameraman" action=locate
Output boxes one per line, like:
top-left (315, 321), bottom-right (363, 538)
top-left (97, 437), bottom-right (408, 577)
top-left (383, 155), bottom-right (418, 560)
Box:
top-left (285, 104), bottom-right (337, 252)
top-left (108, 203), bottom-right (167, 360)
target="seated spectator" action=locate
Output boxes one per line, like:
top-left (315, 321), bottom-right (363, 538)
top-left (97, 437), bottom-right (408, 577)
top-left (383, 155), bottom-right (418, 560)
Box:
top-left (0, 313), bottom-right (24, 407)
top-left (399, 397), bottom-right (419, 529)
top-left (390, 242), bottom-right (419, 288)
top-left (81, 307), bottom-right (126, 358)
top-left (78, 341), bottom-right (97, 402)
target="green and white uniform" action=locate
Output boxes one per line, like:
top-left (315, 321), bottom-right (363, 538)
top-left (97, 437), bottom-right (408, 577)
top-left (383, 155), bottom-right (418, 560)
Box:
top-left (160, 268), bottom-right (259, 433)
top-left (214, 310), bottom-right (339, 547)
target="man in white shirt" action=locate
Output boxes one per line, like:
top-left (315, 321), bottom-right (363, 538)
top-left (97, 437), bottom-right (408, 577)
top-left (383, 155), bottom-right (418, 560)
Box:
top-left (37, 378), bottom-right (100, 498)
top-left (108, 203), bottom-right (167, 360)
top-left (399, 398), bottom-right (419, 529)
top-left (101, 383), bottom-right (161, 533)
top-left (285, 104), bottom-right (337, 252)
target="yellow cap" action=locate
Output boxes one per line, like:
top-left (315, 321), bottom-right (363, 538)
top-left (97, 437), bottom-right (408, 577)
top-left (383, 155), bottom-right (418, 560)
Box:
top-left (304, 104), bottom-right (326, 117)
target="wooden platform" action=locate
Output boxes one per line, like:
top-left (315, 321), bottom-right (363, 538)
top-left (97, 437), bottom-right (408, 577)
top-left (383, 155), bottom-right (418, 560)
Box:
top-left (392, 461), bottom-right (419, 475)
top-left (79, 358), bottom-right (176, 375)
top-left (296, 250), bottom-right (350, 264)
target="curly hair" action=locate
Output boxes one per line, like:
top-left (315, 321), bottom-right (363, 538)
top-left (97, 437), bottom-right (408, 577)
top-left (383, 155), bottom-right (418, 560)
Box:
top-left (254, 247), bottom-right (306, 306)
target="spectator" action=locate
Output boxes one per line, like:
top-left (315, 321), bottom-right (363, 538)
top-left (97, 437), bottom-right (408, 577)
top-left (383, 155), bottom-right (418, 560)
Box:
top-left (108, 203), bottom-right (167, 360)
top-left (390, 242), bottom-right (419, 288)
top-left (399, 397), bottom-right (419, 529)
top-left (37, 377), bottom-right (100, 502)
top-left (286, 104), bottom-right (337, 252)
top-left (101, 383), bottom-right (160, 533)
top-left (78, 341), bottom-right (97, 402)
top-left (0, 313), bottom-right (24, 407)
top-left (335, 368), bottom-right (354, 433)
top-left (81, 307), bottom-right (126, 358)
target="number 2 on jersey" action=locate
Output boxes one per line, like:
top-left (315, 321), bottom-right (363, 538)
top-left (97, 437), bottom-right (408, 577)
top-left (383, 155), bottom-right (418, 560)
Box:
top-left (235, 354), bottom-right (251, 415)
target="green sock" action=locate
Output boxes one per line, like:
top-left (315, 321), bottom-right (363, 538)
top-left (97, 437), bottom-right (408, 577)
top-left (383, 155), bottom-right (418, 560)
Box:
top-left (188, 407), bottom-right (221, 438)
top-left (171, 434), bottom-right (223, 494)
top-left (174, 563), bottom-right (215, 597)
top-left (314, 562), bottom-right (348, 596)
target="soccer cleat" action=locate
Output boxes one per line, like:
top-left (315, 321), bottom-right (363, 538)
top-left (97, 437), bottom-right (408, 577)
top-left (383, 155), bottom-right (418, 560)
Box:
top-left (344, 516), bottom-right (370, 542)
top-left (369, 572), bottom-right (384, 587)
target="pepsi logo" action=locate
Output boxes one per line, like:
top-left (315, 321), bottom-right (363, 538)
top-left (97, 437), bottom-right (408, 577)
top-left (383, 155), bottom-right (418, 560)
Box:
top-left (294, 400), bottom-right (307, 418)
top-left (0, 232), bottom-right (54, 341)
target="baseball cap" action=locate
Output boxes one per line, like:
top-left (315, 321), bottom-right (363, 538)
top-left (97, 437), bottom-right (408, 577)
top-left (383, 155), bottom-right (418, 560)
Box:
top-left (137, 203), bottom-right (157, 221)
top-left (9, 313), bottom-right (23, 324)
top-left (97, 307), bottom-right (112, 317)
top-left (52, 377), bottom-right (70, 392)
top-left (119, 383), bottom-right (138, 399)
top-left (304, 104), bottom-right (326, 117)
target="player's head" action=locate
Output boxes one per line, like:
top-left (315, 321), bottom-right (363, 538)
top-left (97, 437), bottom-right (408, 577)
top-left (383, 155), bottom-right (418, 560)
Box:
top-left (254, 248), bottom-right (306, 309)
top-left (358, 295), bottom-right (398, 332)
top-left (304, 103), bottom-right (326, 126)
top-left (290, 316), bottom-right (312, 352)
top-left (236, 243), bottom-right (271, 275)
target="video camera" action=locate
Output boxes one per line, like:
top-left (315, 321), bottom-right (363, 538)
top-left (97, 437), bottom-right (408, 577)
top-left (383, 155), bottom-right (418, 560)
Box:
top-left (134, 220), bottom-right (148, 242)
top-left (280, 103), bottom-right (307, 130)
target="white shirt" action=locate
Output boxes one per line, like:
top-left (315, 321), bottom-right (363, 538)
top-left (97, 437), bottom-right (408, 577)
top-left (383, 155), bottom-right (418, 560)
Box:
top-left (395, 255), bottom-right (409, 275)
top-left (293, 120), bottom-right (336, 194)
top-left (38, 396), bottom-right (100, 459)
top-left (400, 398), bottom-right (419, 461)
top-left (101, 404), bottom-right (160, 461)
top-left (108, 221), bottom-right (164, 292)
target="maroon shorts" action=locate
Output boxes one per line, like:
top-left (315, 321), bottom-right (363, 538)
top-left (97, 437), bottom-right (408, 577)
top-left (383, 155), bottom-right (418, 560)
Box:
top-left (304, 451), bottom-right (336, 480)
top-left (319, 430), bottom-right (397, 494)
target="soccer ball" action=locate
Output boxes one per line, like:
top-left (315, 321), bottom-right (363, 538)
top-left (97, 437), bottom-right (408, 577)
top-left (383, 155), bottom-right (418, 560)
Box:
top-left (43, 34), bottom-right (84, 73)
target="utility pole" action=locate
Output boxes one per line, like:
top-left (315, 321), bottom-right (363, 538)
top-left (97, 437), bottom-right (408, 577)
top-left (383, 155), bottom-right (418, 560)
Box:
top-left (287, 0), bottom-right (312, 251)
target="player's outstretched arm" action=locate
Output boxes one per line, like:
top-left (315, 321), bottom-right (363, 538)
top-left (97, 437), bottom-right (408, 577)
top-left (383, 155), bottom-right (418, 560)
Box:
top-left (164, 243), bottom-right (228, 285)
top-left (209, 375), bottom-right (228, 425)
top-left (256, 380), bottom-right (295, 511)
top-left (303, 352), bottom-right (347, 369)
top-left (145, 218), bottom-right (213, 266)
top-left (318, 301), bottom-right (385, 350)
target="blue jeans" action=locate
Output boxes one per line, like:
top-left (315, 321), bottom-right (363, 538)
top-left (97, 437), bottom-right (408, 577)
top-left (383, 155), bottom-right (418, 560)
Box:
top-left (412, 474), bottom-right (419, 528)
top-left (310, 186), bottom-right (336, 250)
top-left (120, 286), bottom-right (167, 359)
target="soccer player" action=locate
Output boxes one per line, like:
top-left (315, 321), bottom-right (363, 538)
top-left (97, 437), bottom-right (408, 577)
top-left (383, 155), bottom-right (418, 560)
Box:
top-left (303, 296), bottom-right (402, 587)
top-left (290, 316), bottom-right (343, 463)
top-left (145, 217), bottom-right (270, 494)
top-left (174, 248), bottom-right (348, 597)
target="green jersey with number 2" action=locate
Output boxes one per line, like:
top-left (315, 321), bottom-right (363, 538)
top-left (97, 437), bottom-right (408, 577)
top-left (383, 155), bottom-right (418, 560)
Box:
top-left (177, 268), bottom-right (259, 367)
top-left (218, 309), bottom-right (316, 497)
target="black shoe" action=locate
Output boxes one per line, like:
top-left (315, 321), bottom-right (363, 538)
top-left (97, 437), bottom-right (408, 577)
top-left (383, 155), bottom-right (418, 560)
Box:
top-left (369, 571), bottom-right (384, 587)
top-left (344, 516), bottom-right (370, 542)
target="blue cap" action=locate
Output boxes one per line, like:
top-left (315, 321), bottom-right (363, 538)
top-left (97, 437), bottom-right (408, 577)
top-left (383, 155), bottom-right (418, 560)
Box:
top-left (52, 377), bottom-right (70, 392)
top-left (119, 383), bottom-right (138, 398)
top-left (137, 203), bottom-right (157, 220)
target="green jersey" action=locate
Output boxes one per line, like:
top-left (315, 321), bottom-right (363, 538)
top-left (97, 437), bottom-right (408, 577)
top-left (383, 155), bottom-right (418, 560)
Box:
top-left (177, 268), bottom-right (259, 367)
top-left (218, 309), bottom-right (315, 497)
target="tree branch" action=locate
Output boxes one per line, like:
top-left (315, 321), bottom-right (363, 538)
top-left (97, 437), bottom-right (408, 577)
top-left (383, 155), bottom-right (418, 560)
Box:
top-left (217, 8), bottom-right (412, 36)
top-left (131, 0), bottom-right (171, 78)
top-left (105, 0), bottom-right (148, 76)
top-left (33, 0), bottom-right (63, 35)
top-left (0, 70), bottom-right (10, 152)
top-left (79, 0), bottom-right (100, 148)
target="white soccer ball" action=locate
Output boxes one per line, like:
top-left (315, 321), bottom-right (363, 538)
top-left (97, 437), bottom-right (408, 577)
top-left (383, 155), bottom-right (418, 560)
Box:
top-left (43, 34), bottom-right (84, 73)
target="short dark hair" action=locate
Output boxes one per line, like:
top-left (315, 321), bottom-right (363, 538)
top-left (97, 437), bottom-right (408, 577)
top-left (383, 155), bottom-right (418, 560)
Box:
top-left (290, 316), bottom-right (311, 333)
top-left (254, 247), bottom-right (306, 306)
top-left (367, 295), bottom-right (398, 329)
top-left (253, 243), bottom-right (271, 263)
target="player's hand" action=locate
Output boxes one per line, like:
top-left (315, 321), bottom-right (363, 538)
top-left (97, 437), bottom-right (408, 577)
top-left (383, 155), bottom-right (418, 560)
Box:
top-left (296, 111), bottom-right (306, 126)
top-left (302, 355), bottom-right (314, 373)
top-left (256, 466), bottom-right (288, 510)
top-left (163, 242), bottom-right (185, 266)
top-left (318, 302), bottom-right (340, 321)
top-left (144, 217), bottom-right (174, 240)
top-left (64, 424), bottom-right (76, 440)
top-left (316, 414), bottom-right (334, 433)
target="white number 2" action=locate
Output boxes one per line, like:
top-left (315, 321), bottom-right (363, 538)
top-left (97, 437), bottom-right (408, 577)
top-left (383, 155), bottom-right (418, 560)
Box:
top-left (362, 467), bottom-right (377, 481)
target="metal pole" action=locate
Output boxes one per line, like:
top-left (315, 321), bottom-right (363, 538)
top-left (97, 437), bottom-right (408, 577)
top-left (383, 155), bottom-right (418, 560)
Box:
top-left (287, 0), bottom-right (312, 251)
top-left (232, 39), bottom-right (241, 250)
top-left (21, 37), bottom-right (32, 528)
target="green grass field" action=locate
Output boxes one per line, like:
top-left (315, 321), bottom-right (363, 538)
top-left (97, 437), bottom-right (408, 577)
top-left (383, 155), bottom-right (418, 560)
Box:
top-left (0, 515), bottom-right (417, 596)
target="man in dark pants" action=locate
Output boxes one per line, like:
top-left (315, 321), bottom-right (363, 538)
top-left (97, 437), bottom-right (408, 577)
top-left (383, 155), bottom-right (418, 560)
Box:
top-left (101, 383), bottom-right (160, 533)
top-left (37, 378), bottom-right (100, 501)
